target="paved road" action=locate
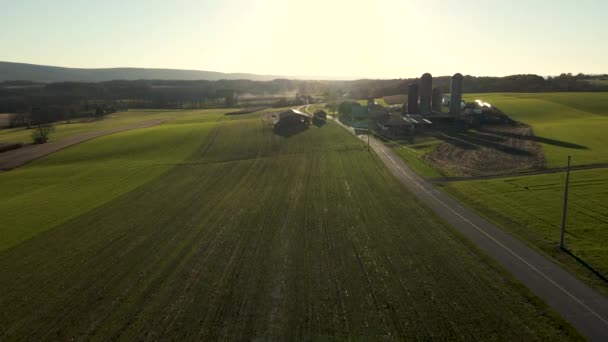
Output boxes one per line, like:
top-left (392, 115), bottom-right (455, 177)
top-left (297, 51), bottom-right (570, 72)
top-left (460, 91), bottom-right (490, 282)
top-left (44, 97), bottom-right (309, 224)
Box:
top-left (328, 115), bottom-right (608, 341)
top-left (0, 119), bottom-right (165, 171)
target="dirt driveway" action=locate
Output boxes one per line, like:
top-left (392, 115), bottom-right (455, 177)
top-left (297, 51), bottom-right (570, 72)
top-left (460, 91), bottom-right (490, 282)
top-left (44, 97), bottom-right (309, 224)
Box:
top-left (0, 119), bottom-right (165, 171)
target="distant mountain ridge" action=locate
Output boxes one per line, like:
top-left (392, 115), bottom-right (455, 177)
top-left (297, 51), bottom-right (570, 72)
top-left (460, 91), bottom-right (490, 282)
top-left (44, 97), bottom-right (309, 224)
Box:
top-left (0, 61), bottom-right (289, 83)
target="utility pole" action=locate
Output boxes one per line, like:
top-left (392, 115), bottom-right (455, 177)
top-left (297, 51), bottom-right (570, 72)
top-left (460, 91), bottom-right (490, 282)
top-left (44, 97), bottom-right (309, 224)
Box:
top-left (367, 132), bottom-right (370, 150)
top-left (559, 155), bottom-right (571, 250)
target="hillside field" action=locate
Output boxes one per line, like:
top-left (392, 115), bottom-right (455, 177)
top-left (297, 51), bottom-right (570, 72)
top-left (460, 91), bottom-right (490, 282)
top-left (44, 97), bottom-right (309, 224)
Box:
top-left (464, 92), bottom-right (608, 167)
top-left (0, 109), bottom-right (226, 144)
top-left (0, 110), bottom-right (579, 340)
top-left (389, 92), bottom-right (608, 178)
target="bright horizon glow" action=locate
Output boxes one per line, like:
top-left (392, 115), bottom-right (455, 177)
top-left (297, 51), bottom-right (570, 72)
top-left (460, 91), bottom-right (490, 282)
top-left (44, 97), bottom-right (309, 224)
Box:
top-left (1, 0), bottom-right (607, 79)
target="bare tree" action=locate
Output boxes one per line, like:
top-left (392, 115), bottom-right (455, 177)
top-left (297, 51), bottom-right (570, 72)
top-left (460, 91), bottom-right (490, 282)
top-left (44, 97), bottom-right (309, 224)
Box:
top-left (31, 124), bottom-right (55, 144)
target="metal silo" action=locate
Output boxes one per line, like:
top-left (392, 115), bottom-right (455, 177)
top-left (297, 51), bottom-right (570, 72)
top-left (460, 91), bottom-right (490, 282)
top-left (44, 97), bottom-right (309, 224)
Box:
top-left (419, 73), bottom-right (433, 115)
top-left (432, 87), bottom-right (442, 112)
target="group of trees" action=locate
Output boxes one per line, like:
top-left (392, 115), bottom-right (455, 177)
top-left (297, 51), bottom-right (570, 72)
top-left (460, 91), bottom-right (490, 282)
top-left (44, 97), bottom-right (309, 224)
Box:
top-left (2, 74), bottom-right (606, 114)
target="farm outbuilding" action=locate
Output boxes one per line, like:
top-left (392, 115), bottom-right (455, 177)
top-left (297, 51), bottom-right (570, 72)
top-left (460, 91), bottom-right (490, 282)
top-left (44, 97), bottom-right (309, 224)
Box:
top-left (377, 114), bottom-right (414, 138)
top-left (274, 109), bottom-right (310, 127)
top-left (368, 104), bottom-right (389, 120)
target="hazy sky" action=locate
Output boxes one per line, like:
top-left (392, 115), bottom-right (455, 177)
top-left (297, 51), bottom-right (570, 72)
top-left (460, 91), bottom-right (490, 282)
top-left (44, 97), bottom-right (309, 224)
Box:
top-left (1, 0), bottom-right (606, 78)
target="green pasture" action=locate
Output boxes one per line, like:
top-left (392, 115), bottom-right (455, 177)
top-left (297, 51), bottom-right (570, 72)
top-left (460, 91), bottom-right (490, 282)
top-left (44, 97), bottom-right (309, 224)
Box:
top-left (465, 92), bottom-right (608, 167)
top-left (0, 109), bottom-right (226, 144)
top-left (389, 137), bottom-right (443, 178)
top-left (445, 168), bottom-right (608, 292)
top-left (0, 111), bottom-right (578, 339)
top-left (0, 113), bottom-right (221, 251)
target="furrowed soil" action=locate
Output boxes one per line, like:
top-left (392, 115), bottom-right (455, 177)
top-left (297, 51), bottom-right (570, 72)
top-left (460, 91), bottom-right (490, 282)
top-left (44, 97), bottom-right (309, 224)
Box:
top-left (0, 113), bottom-right (579, 340)
top-left (427, 124), bottom-right (544, 176)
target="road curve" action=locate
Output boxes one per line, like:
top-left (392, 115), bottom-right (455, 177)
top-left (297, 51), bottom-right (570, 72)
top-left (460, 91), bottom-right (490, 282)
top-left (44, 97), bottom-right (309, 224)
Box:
top-left (329, 115), bottom-right (608, 341)
top-left (0, 119), bottom-right (165, 171)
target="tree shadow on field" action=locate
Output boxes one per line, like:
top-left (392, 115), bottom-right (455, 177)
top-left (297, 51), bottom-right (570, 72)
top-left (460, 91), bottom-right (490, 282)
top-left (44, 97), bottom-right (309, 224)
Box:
top-left (434, 126), bottom-right (535, 156)
top-left (435, 132), bottom-right (478, 150)
top-left (463, 130), bottom-right (507, 144)
top-left (273, 124), bottom-right (309, 137)
top-left (479, 128), bottom-right (588, 150)
top-left (456, 131), bottom-right (534, 156)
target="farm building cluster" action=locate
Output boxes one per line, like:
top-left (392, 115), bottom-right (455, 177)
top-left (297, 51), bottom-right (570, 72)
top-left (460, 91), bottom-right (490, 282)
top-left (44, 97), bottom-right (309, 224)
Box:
top-left (345, 73), bottom-right (510, 138)
top-left (271, 108), bottom-right (327, 135)
top-left (270, 73), bottom-right (510, 138)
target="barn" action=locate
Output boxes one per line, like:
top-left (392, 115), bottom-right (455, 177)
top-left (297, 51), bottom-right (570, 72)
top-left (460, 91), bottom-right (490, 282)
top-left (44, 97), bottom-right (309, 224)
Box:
top-left (274, 109), bottom-right (310, 128)
top-left (377, 114), bottom-right (412, 138)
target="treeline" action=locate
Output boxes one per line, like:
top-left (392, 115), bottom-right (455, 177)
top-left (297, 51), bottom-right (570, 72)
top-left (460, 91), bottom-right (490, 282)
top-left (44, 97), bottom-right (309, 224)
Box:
top-left (355, 73), bottom-right (608, 99)
top-left (1, 73), bottom-right (606, 126)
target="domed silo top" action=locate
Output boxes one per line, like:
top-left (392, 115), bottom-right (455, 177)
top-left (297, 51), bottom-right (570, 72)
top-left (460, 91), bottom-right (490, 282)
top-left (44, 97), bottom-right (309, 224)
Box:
top-left (422, 73), bottom-right (432, 79)
top-left (452, 73), bottom-right (463, 79)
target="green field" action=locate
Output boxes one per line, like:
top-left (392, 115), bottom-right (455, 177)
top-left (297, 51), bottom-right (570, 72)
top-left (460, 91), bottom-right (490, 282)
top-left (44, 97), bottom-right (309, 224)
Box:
top-left (0, 110), bottom-right (579, 340)
top-left (0, 120), bottom-right (217, 251)
top-left (389, 137), bottom-right (444, 178)
top-left (445, 169), bottom-right (608, 292)
top-left (465, 92), bottom-right (608, 167)
top-left (0, 109), bottom-right (225, 144)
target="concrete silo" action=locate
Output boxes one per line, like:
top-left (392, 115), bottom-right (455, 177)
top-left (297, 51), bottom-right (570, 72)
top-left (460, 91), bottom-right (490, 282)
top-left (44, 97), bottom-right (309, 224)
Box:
top-left (432, 87), bottom-right (442, 112)
top-left (407, 83), bottom-right (419, 114)
top-left (450, 73), bottom-right (464, 116)
top-left (419, 73), bottom-right (433, 115)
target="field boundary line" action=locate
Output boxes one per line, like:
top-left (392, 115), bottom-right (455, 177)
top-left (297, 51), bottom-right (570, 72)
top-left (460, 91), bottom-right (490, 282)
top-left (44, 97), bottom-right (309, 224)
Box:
top-left (0, 119), bottom-right (166, 171)
top-left (431, 162), bottom-right (608, 183)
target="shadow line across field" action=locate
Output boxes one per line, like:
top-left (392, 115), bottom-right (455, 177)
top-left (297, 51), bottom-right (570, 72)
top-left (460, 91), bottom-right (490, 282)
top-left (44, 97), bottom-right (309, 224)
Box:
top-left (479, 128), bottom-right (589, 150)
top-left (562, 248), bottom-right (608, 284)
top-left (435, 131), bottom-right (534, 156)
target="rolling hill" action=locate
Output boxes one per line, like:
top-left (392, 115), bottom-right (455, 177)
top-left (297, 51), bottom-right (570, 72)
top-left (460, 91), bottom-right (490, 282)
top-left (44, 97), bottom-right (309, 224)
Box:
top-left (0, 61), bottom-right (285, 83)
